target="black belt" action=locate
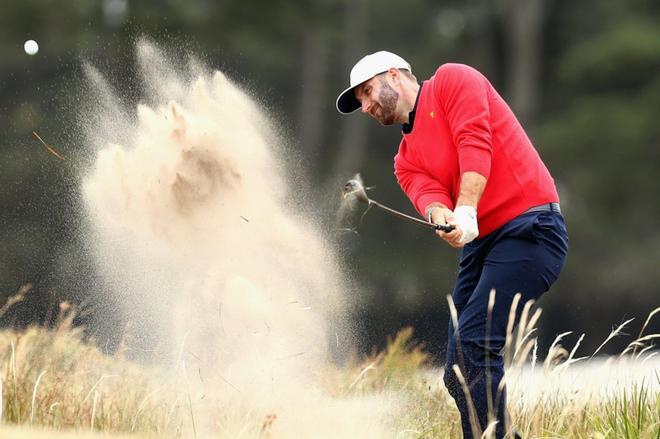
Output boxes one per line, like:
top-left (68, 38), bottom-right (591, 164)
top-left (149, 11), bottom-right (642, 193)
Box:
top-left (523, 202), bottom-right (561, 215)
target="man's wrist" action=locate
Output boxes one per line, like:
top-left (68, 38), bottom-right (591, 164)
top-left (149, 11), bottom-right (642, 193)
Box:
top-left (455, 201), bottom-right (478, 209)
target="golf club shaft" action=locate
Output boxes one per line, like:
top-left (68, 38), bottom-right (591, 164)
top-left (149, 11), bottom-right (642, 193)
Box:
top-left (369, 199), bottom-right (455, 233)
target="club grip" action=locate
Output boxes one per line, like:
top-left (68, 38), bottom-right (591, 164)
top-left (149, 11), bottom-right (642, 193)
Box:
top-left (434, 223), bottom-right (455, 233)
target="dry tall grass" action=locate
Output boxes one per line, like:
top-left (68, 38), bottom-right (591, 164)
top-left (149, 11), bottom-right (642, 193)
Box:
top-left (0, 295), bottom-right (183, 436)
top-left (325, 300), bottom-right (659, 439)
top-left (0, 293), bottom-right (657, 438)
top-left (328, 326), bottom-right (659, 438)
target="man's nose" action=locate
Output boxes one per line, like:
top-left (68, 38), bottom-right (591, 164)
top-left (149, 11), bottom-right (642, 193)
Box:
top-left (361, 100), bottom-right (371, 113)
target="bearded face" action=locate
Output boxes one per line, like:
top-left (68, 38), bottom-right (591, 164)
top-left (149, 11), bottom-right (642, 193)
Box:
top-left (373, 76), bottom-right (399, 126)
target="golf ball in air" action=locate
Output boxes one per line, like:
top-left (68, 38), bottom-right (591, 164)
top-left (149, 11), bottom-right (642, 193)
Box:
top-left (24, 40), bottom-right (39, 55)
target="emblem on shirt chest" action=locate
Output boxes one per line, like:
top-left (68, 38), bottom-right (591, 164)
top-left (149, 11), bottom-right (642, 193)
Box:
top-left (430, 111), bottom-right (434, 119)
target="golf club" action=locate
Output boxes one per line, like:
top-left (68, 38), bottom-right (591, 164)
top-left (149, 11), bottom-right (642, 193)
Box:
top-left (342, 177), bottom-right (455, 233)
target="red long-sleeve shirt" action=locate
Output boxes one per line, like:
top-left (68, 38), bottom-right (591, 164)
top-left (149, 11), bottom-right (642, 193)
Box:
top-left (394, 63), bottom-right (559, 238)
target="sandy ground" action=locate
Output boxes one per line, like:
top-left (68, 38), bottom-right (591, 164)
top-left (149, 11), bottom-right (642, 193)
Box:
top-left (424, 356), bottom-right (660, 403)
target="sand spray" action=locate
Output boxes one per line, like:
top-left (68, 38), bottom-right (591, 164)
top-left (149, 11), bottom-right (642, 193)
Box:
top-left (81, 40), bottom-right (396, 437)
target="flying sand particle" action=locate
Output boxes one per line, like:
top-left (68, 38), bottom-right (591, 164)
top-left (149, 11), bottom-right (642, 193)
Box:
top-left (32, 131), bottom-right (65, 160)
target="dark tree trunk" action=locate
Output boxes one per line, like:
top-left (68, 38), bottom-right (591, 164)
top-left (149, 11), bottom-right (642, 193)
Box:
top-left (502, 0), bottom-right (545, 124)
top-left (297, 24), bottom-right (329, 166)
top-left (329, 0), bottom-right (370, 185)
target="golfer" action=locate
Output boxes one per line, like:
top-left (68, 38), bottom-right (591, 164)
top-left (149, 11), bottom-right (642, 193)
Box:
top-left (336, 51), bottom-right (568, 438)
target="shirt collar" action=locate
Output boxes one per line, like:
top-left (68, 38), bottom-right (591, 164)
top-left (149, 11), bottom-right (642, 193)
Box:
top-left (401, 82), bottom-right (423, 134)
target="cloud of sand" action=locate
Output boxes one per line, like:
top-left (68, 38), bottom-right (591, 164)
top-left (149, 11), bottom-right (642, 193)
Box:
top-left (80, 40), bottom-right (396, 437)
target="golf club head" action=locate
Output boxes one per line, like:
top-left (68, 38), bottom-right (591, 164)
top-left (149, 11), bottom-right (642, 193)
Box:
top-left (342, 177), bottom-right (370, 204)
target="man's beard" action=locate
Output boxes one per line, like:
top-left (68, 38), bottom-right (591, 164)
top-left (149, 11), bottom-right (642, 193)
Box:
top-left (375, 80), bottom-right (399, 125)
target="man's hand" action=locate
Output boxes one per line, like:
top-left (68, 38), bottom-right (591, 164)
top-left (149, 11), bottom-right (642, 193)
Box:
top-left (453, 205), bottom-right (479, 244)
top-left (428, 206), bottom-right (465, 248)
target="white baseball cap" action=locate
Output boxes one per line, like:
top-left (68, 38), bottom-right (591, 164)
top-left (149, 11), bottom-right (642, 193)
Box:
top-left (336, 50), bottom-right (411, 114)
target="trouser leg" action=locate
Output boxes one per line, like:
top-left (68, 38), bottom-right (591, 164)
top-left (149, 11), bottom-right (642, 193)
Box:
top-left (443, 212), bottom-right (568, 438)
top-left (444, 243), bottom-right (482, 438)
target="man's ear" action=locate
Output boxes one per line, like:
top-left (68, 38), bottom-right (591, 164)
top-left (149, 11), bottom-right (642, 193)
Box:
top-left (388, 67), bottom-right (401, 85)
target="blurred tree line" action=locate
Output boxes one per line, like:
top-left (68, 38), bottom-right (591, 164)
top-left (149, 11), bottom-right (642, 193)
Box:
top-left (0, 0), bottom-right (658, 358)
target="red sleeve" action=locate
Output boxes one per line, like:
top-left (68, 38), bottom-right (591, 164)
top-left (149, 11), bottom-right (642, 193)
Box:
top-left (434, 64), bottom-right (492, 179)
top-left (394, 144), bottom-right (454, 216)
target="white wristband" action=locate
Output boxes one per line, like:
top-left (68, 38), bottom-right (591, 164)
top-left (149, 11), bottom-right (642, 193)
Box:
top-left (453, 205), bottom-right (479, 244)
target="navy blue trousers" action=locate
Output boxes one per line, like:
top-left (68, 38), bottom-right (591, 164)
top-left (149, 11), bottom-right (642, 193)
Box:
top-left (443, 210), bottom-right (568, 438)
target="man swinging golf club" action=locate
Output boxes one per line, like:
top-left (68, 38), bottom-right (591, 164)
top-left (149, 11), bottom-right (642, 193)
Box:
top-left (336, 51), bottom-right (568, 438)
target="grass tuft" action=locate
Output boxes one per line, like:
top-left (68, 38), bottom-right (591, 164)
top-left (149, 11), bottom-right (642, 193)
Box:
top-left (0, 300), bottom-right (657, 438)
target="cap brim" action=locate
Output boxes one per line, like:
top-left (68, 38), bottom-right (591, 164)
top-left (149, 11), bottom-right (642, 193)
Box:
top-left (336, 86), bottom-right (361, 114)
